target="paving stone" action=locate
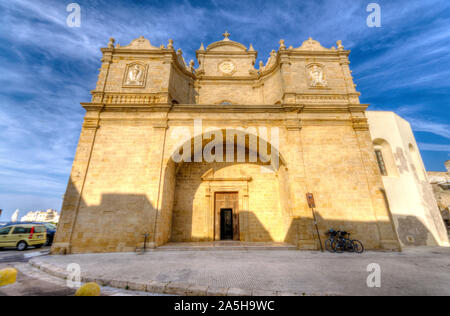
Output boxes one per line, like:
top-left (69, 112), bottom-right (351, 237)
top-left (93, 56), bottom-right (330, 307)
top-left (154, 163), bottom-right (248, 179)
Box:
top-left (146, 281), bottom-right (168, 294)
top-left (227, 288), bottom-right (252, 296)
top-left (165, 282), bottom-right (190, 295)
top-left (186, 284), bottom-right (209, 296)
top-left (81, 275), bottom-right (96, 283)
top-left (206, 286), bottom-right (228, 296)
top-left (128, 281), bottom-right (147, 292)
top-left (95, 278), bottom-right (111, 287)
top-left (252, 289), bottom-right (277, 296)
top-left (109, 279), bottom-right (128, 289)
top-left (277, 291), bottom-right (300, 296)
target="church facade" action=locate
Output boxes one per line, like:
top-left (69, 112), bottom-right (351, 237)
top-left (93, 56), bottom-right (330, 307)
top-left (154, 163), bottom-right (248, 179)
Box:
top-left (52, 33), bottom-right (408, 254)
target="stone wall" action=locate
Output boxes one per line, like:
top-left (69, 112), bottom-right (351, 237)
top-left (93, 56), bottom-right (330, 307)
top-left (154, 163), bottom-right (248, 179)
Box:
top-left (171, 161), bottom-right (285, 242)
top-left (52, 35), bottom-right (404, 254)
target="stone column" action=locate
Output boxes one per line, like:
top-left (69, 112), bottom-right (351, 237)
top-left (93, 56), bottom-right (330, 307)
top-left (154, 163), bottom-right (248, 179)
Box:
top-left (149, 121), bottom-right (170, 247)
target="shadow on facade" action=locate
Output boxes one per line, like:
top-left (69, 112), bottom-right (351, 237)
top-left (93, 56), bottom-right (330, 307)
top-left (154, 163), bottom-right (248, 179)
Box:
top-left (53, 177), bottom-right (408, 253)
top-left (285, 212), bottom-right (439, 250)
top-left (52, 178), bottom-right (159, 254)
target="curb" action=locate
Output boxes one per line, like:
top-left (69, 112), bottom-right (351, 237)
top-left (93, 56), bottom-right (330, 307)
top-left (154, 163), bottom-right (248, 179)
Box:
top-left (29, 259), bottom-right (306, 296)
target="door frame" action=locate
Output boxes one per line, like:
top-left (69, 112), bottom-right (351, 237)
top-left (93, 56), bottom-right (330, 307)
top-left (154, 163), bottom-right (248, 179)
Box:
top-left (203, 176), bottom-right (251, 241)
top-left (215, 192), bottom-right (239, 241)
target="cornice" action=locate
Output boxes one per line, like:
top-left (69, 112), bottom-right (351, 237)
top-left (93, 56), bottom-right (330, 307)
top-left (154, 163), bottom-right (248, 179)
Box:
top-left (196, 50), bottom-right (257, 57)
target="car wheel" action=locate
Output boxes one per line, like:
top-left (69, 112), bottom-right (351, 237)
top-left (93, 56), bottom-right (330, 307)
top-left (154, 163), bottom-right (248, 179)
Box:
top-left (17, 241), bottom-right (28, 251)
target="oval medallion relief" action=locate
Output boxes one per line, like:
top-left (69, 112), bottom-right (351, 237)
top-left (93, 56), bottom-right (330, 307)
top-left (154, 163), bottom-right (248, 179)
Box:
top-left (218, 60), bottom-right (236, 75)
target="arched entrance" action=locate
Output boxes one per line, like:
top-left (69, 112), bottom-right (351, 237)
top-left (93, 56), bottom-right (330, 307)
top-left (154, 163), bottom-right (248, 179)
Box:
top-left (155, 128), bottom-right (294, 246)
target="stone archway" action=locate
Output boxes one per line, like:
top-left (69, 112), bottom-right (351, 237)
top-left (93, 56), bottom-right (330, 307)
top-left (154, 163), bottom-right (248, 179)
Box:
top-left (155, 128), bottom-right (294, 246)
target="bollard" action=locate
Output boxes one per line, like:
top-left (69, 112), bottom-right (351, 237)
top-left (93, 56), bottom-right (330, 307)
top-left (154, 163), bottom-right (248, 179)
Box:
top-left (0, 268), bottom-right (17, 287)
top-left (75, 282), bottom-right (101, 296)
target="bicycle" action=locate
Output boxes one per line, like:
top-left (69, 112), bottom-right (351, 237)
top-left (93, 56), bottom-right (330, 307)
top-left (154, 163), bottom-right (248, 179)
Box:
top-left (325, 229), bottom-right (339, 253)
top-left (332, 231), bottom-right (364, 254)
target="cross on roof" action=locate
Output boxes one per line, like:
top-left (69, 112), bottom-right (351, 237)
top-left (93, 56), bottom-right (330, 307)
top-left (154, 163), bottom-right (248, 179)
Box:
top-left (222, 31), bottom-right (230, 40)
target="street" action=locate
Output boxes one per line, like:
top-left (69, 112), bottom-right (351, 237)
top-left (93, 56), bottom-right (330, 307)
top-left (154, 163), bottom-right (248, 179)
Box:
top-left (0, 247), bottom-right (169, 296)
top-left (0, 246), bottom-right (75, 296)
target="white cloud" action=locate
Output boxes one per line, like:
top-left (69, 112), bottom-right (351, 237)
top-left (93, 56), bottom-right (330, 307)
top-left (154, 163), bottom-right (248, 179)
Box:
top-left (408, 118), bottom-right (450, 140)
top-left (418, 143), bottom-right (450, 152)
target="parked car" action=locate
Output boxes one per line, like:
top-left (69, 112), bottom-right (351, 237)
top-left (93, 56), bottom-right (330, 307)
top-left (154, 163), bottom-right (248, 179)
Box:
top-left (0, 223), bottom-right (47, 251)
top-left (18, 222), bottom-right (56, 246)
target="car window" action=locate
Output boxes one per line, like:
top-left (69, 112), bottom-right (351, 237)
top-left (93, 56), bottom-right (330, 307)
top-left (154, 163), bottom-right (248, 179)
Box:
top-left (45, 224), bottom-right (56, 230)
top-left (12, 227), bottom-right (31, 234)
top-left (34, 226), bottom-right (45, 233)
top-left (0, 227), bottom-right (11, 235)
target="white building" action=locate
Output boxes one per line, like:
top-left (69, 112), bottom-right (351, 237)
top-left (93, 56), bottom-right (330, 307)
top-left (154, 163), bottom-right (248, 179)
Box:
top-left (11, 209), bottom-right (20, 222)
top-left (21, 209), bottom-right (60, 223)
top-left (367, 111), bottom-right (449, 247)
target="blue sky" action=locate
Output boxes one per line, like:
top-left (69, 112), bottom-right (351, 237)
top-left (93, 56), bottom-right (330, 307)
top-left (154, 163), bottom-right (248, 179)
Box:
top-left (0, 0), bottom-right (449, 220)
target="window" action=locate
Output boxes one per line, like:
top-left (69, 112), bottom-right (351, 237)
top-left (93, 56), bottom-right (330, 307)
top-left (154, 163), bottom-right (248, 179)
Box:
top-left (373, 139), bottom-right (399, 177)
top-left (375, 149), bottom-right (387, 176)
top-left (0, 227), bottom-right (11, 235)
top-left (12, 227), bottom-right (31, 234)
top-left (34, 226), bottom-right (45, 233)
top-left (45, 224), bottom-right (56, 230)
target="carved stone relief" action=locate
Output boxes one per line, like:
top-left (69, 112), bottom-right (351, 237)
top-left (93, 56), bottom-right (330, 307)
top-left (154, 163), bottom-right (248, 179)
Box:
top-left (123, 63), bottom-right (147, 87)
top-left (307, 64), bottom-right (328, 88)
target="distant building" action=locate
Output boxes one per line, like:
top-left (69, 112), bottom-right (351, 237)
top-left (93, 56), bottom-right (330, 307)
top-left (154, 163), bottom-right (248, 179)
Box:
top-left (11, 209), bottom-right (20, 222)
top-left (21, 209), bottom-right (60, 223)
top-left (428, 161), bottom-right (450, 235)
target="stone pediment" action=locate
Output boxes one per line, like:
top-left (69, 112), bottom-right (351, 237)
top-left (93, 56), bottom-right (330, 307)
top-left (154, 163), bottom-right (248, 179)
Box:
top-left (120, 36), bottom-right (159, 50)
top-left (294, 37), bottom-right (331, 51)
top-left (207, 41), bottom-right (248, 52)
top-left (204, 31), bottom-right (250, 53)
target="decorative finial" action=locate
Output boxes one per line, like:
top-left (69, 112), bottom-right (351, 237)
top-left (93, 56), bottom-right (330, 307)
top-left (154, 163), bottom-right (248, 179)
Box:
top-left (336, 40), bottom-right (344, 51)
top-left (279, 39), bottom-right (286, 50)
top-left (189, 60), bottom-right (195, 71)
top-left (168, 39), bottom-right (174, 50)
top-left (199, 43), bottom-right (205, 51)
top-left (107, 38), bottom-right (115, 48)
top-left (259, 61), bottom-right (264, 70)
top-left (222, 31), bottom-right (231, 41)
top-left (249, 44), bottom-right (255, 52)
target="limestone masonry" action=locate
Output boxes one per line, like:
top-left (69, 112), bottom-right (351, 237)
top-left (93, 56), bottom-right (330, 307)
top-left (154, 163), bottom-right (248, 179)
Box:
top-left (52, 33), bottom-right (448, 254)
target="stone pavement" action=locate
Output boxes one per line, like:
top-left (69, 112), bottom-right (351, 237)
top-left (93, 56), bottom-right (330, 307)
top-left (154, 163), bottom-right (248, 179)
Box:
top-left (1, 263), bottom-right (167, 296)
top-left (30, 247), bottom-right (450, 296)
